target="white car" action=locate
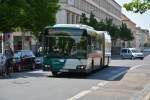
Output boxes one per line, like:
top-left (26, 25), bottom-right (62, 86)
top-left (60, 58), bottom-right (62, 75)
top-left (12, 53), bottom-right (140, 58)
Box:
top-left (120, 48), bottom-right (144, 60)
top-left (0, 53), bottom-right (6, 75)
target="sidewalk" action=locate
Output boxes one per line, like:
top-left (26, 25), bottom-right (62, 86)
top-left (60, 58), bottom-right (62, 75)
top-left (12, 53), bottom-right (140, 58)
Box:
top-left (80, 64), bottom-right (150, 100)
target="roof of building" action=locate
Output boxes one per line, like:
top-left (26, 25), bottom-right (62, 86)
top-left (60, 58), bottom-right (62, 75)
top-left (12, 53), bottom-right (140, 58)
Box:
top-left (112, 0), bottom-right (122, 8)
top-left (121, 13), bottom-right (136, 26)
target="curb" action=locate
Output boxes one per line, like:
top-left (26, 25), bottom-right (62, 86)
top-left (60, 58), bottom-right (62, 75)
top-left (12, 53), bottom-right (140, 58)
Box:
top-left (144, 92), bottom-right (150, 100)
top-left (135, 83), bottom-right (150, 100)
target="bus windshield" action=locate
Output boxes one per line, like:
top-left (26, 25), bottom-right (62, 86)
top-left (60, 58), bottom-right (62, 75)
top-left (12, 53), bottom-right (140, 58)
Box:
top-left (44, 35), bottom-right (87, 59)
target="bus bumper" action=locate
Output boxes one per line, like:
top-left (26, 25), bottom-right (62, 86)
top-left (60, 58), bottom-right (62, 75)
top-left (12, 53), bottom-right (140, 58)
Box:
top-left (59, 69), bottom-right (89, 73)
top-left (43, 65), bottom-right (51, 71)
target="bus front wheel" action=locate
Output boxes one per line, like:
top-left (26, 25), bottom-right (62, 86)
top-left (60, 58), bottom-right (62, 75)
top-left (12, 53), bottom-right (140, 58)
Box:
top-left (52, 71), bottom-right (58, 76)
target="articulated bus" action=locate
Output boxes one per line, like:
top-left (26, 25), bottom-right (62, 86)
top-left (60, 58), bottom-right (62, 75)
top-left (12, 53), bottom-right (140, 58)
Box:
top-left (42, 24), bottom-right (111, 76)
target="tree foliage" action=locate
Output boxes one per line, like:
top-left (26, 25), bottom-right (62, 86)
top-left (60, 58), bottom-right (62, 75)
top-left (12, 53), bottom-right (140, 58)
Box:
top-left (119, 23), bottom-right (134, 41)
top-left (98, 18), bottom-right (120, 40)
top-left (80, 13), bottom-right (88, 25)
top-left (124, 0), bottom-right (150, 13)
top-left (88, 12), bottom-right (98, 29)
top-left (80, 13), bottom-right (134, 42)
top-left (0, 0), bottom-right (59, 37)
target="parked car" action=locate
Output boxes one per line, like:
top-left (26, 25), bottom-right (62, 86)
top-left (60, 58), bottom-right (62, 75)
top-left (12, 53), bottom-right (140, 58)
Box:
top-left (120, 48), bottom-right (144, 60)
top-left (142, 48), bottom-right (150, 52)
top-left (142, 48), bottom-right (150, 54)
top-left (35, 57), bottom-right (43, 68)
top-left (34, 47), bottom-right (44, 68)
top-left (0, 53), bottom-right (6, 75)
top-left (13, 50), bottom-right (36, 71)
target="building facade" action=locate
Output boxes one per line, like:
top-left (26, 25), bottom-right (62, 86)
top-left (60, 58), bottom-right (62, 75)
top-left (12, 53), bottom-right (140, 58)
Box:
top-left (0, 32), bottom-right (32, 53)
top-left (134, 27), bottom-right (149, 50)
top-left (57, 0), bottom-right (122, 25)
top-left (139, 28), bottom-right (149, 50)
top-left (121, 13), bottom-right (150, 50)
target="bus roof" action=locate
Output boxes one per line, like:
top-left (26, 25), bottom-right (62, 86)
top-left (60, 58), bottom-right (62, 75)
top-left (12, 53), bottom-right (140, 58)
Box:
top-left (97, 31), bottom-right (111, 40)
top-left (96, 31), bottom-right (108, 34)
top-left (53, 24), bottom-right (94, 30)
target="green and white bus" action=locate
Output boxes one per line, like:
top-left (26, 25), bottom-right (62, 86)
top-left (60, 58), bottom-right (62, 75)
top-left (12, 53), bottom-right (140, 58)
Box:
top-left (42, 24), bottom-right (111, 76)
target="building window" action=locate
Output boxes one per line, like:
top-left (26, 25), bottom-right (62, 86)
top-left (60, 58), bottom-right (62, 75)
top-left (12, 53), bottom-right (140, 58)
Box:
top-left (68, 0), bottom-right (75, 6)
top-left (76, 15), bottom-right (79, 24)
top-left (67, 12), bottom-right (70, 24)
top-left (72, 14), bottom-right (75, 24)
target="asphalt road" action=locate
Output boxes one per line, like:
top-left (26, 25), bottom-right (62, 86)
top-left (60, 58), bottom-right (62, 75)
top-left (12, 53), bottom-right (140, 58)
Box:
top-left (0, 55), bottom-right (150, 100)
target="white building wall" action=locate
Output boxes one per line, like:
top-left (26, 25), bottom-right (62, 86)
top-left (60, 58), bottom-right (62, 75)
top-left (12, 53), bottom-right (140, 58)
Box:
top-left (57, 0), bottom-right (122, 25)
top-left (56, 10), bottom-right (67, 24)
top-left (135, 28), bottom-right (149, 50)
top-left (135, 32), bottom-right (141, 49)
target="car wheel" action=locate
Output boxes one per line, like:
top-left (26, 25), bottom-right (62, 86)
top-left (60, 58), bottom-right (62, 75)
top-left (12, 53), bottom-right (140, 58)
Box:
top-left (140, 57), bottom-right (144, 60)
top-left (131, 56), bottom-right (135, 60)
top-left (121, 55), bottom-right (124, 59)
top-left (32, 63), bottom-right (36, 70)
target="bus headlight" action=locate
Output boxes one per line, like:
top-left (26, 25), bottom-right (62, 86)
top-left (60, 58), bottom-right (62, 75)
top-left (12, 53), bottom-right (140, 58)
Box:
top-left (44, 65), bottom-right (51, 68)
top-left (76, 65), bottom-right (86, 69)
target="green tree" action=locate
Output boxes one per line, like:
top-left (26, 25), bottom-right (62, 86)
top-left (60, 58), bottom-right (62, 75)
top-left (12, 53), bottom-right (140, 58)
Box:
top-left (88, 12), bottom-right (98, 29)
top-left (0, 0), bottom-right (24, 32)
top-left (98, 18), bottom-right (120, 46)
top-left (124, 0), bottom-right (150, 13)
top-left (0, 0), bottom-right (59, 52)
top-left (79, 13), bottom-right (134, 46)
top-left (80, 13), bottom-right (88, 25)
top-left (24, 0), bottom-right (59, 38)
top-left (0, 0), bottom-right (59, 37)
top-left (119, 23), bottom-right (134, 41)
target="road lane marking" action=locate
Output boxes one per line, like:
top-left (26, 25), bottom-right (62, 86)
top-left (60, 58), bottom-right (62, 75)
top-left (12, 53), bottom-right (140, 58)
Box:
top-left (67, 81), bottom-right (108, 100)
top-left (130, 65), bottom-right (143, 71)
top-left (67, 90), bottom-right (91, 100)
top-left (67, 64), bottom-right (143, 100)
top-left (97, 81), bottom-right (108, 86)
top-left (90, 86), bottom-right (99, 90)
top-left (144, 92), bottom-right (150, 100)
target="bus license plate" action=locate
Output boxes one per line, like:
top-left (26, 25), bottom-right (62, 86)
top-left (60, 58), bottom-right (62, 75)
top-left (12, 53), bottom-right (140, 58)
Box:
top-left (60, 69), bottom-right (69, 72)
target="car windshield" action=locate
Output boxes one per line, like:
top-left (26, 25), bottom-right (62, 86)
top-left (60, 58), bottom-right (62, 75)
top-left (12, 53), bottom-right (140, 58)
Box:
top-left (14, 51), bottom-right (21, 58)
top-left (131, 49), bottom-right (140, 53)
top-left (14, 51), bottom-right (35, 58)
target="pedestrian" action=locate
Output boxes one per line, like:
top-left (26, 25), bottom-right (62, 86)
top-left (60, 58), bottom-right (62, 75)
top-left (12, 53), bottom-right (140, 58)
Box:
top-left (4, 46), bottom-right (14, 76)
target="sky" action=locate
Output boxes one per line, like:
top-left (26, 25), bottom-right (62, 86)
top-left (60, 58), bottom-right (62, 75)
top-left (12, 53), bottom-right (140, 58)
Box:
top-left (115, 0), bottom-right (150, 31)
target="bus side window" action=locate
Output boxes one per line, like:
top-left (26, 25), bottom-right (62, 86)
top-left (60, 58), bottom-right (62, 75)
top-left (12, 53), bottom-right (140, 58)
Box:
top-left (87, 35), bottom-right (91, 45)
top-left (87, 45), bottom-right (91, 53)
top-left (87, 35), bottom-right (92, 52)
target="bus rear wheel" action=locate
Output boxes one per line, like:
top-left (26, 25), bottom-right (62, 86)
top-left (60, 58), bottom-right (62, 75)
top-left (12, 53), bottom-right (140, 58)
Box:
top-left (105, 57), bottom-right (109, 67)
top-left (91, 60), bottom-right (94, 72)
